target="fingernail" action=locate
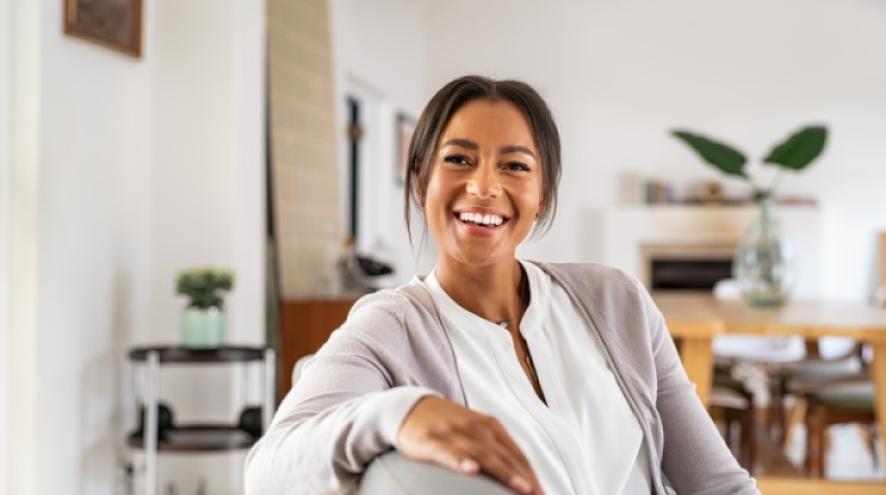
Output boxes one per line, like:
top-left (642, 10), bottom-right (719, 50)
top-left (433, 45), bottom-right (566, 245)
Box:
top-left (459, 458), bottom-right (479, 473)
top-left (509, 475), bottom-right (532, 494)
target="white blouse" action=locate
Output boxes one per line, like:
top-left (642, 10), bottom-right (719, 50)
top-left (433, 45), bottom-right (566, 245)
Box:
top-left (421, 260), bottom-right (652, 495)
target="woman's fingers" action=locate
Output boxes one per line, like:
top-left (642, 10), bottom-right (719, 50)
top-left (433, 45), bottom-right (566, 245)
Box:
top-left (426, 442), bottom-right (476, 473)
top-left (487, 419), bottom-right (534, 471)
top-left (469, 418), bottom-right (542, 492)
top-left (447, 435), bottom-right (542, 495)
top-left (472, 447), bottom-right (538, 495)
top-left (397, 397), bottom-right (544, 494)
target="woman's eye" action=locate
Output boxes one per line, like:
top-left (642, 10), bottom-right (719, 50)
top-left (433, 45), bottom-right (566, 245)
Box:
top-left (504, 161), bottom-right (530, 171)
top-left (444, 155), bottom-right (471, 166)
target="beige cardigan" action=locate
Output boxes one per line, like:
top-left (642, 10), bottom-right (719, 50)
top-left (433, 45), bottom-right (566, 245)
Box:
top-left (244, 262), bottom-right (759, 495)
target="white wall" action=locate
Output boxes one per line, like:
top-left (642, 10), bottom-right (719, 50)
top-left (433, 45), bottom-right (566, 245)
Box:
top-left (330, 0), bottom-right (436, 283)
top-left (416, 0), bottom-right (886, 301)
top-left (146, 1), bottom-right (265, 490)
top-left (3, 0), bottom-right (266, 493)
top-left (147, 0), bottom-right (265, 349)
top-left (36, 0), bottom-right (153, 491)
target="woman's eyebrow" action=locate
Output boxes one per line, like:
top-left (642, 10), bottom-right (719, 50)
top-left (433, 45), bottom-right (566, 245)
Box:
top-left (441, 139), bottom-right (536, 159)
top-left (500, 145), bottom-right (536, 159)
top-left (441, 138), bottom-right (478, 150)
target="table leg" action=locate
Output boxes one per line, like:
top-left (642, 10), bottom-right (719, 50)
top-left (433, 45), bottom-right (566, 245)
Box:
top-left (871, 343), bottom-right (886, 455)
top-left (681, 337), bottom-right (714, 407)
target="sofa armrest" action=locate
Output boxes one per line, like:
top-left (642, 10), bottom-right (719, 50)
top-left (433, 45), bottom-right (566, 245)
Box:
top-left (359, 451), bottom-right (513, 495)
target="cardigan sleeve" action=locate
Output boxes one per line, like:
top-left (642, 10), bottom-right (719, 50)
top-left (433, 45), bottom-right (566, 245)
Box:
top-left (640, 285), bottom-right (760, 494)
top-left (244, 304), bottom-right (441, 495)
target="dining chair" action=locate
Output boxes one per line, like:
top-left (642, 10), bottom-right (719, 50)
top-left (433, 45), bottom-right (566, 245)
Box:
top-left (800, 231), bottom-right (886, 477)
top-left (804, 378), bottom-right (876, 477)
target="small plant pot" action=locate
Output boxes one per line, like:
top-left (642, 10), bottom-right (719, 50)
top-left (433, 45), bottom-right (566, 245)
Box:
top-left (181, 307), bottom-right (226, 348)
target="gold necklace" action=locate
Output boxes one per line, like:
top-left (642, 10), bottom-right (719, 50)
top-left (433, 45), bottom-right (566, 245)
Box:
top-left (497, 271), bottom-right (541, 393)
top-left (498, 321), bottom-right (540, 382)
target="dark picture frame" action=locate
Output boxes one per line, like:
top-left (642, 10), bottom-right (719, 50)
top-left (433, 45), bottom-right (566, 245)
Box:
top-left (394, 112), bottom-right (416, 186)
top-left (64, 0), bottom-right (143, 58)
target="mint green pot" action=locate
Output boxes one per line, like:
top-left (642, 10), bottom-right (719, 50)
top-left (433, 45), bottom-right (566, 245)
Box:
top-left (181, 306), bottom-right (226, 348)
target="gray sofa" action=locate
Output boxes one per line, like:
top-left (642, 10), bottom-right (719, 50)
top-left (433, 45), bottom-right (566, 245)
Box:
top-left (359, 451), bottom-right (512, 495)
top-left (293, 357), bottom-right (509, 494)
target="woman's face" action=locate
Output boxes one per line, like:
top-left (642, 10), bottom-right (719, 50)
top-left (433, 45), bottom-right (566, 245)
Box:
top-left (423, 98), bottom-right (543, 268)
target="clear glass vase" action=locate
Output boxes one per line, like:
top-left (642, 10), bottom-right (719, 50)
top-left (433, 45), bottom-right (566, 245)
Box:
top-left (733, 194), bottom-right (796, 307)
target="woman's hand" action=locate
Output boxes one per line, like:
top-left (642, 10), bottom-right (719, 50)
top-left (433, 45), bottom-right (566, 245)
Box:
top-left (396, 396), bottom-right (544, 495)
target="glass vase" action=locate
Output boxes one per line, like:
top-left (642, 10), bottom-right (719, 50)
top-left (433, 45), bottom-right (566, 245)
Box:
top-left (733, 195), bottom-right (796, 307)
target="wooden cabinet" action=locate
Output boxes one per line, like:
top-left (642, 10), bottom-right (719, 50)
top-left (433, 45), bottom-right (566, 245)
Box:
top-left (277, 298), bottom-right (357, 403)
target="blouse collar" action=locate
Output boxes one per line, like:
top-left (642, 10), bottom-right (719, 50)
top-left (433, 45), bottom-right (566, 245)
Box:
top-left (421, 260), bottom-right (551, 341)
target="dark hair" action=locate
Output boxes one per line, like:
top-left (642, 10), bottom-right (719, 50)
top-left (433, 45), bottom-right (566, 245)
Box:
top-left (404, 75), bottom-right (562, 242)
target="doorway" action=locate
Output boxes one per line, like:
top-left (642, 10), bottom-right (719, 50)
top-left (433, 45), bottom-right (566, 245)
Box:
top-left (341, 77), bottom-right (388, 254)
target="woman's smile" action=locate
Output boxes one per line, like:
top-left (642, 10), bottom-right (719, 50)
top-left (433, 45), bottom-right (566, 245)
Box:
top-left (452, 207), bottom-right (512, 238)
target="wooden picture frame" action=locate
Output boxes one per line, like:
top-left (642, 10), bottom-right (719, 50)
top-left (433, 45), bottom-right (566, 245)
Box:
top-left (395, 112), bottom-right (416, 186)
top-left (64, 0), bottom-right (143, 58)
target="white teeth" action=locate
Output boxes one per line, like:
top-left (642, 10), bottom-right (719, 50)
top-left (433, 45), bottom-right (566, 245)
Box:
top-left (457, 212), bottom-right (506, 226)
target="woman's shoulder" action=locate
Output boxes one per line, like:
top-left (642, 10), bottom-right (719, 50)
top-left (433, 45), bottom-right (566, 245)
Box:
top-left (326, 283), bottom-right (455, 390)
top-left (530, 260), bottom-right (642, 293)
top-left (348, 279), bottom-right (436, 321)
top-left (334, 281), bottom-right (442, 342)
top-left (529, 260), bottom-right (659, 320)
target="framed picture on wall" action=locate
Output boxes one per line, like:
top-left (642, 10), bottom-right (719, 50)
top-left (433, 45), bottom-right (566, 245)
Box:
top-left (64, 0), bottom-right (143, 57)
top-left (395, 112), bottom-right (416, 186)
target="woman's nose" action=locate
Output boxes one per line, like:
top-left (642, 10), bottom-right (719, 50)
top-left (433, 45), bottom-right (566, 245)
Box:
top-left (465, 166), bottom-right (502, 199)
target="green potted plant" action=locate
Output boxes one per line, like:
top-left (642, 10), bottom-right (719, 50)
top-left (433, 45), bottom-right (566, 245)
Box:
top-left (671, 125), bottom-right (828, 306)
top-left (176, 267), bottom-right (234, 347)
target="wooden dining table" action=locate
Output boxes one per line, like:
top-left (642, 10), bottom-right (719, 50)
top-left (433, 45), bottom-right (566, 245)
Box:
top-left (653, 292), bottom-right (886, 494)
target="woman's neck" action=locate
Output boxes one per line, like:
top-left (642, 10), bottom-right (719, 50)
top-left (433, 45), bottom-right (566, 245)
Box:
top-left (434, 256), bottom-right (527, 326)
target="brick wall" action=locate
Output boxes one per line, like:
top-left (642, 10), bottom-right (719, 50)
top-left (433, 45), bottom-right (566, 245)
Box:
top-left (267, 0), bottom-right (341, 298)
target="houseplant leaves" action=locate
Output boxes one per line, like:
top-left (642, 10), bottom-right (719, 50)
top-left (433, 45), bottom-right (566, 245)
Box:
top-left (671, 130), bottom-right (748, 179)
top-left (763, 125), bottom-right (827, 171)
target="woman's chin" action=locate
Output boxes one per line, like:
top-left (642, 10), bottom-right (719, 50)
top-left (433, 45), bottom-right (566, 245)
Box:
top-left (444, 243), bottom-right (507, 267)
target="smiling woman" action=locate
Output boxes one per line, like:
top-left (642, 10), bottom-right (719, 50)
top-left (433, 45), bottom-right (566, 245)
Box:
top-left (244, 76), bottom-right (760, 495)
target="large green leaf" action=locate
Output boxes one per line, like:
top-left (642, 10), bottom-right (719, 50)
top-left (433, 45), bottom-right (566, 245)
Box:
top-left (671, 130), bottom-right (748, 178)
top-left (763, 126), bottom-right (827, 171)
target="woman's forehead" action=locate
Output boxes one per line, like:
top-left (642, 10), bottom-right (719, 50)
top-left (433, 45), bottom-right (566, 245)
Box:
top-left (440, 99), bottom-right (536, 151)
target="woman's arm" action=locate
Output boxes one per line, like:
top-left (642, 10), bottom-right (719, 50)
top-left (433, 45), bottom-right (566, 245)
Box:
top-left (642, 288), bottom-right (760, 494)
top-left (243, 306), bottom-right (439, 495)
